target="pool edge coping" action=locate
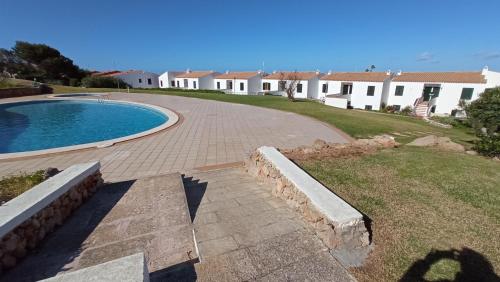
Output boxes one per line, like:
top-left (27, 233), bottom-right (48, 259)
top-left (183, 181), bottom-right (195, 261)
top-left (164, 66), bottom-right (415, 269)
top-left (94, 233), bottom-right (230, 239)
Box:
top-left (0, 97), bottom-right (179, 160)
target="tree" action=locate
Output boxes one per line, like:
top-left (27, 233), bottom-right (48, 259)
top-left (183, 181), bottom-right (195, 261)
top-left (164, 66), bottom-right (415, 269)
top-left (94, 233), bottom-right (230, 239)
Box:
top-left (365, 65), bottom-right (376, 72)
top-left (465, 87), bottom-right (500, 156)
top-left (278, 71), bottom-right (301, 101)
top-left (0, 41), bottom-right (88, 84)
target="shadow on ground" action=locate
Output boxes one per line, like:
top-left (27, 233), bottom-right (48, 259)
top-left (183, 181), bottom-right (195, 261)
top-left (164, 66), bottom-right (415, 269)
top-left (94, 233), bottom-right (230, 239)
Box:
top-left (399, 248), bottom-right (500, 282)
top-left (181, 174), bottom-right (207, 221)
top-left (149, 259), bottom-right (198, 282)
top-left (1, 180), bottom-right (134, 282)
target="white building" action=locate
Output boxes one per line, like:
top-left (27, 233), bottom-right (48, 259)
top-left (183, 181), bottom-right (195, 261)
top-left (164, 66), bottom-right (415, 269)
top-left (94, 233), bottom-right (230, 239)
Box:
top-left (261, 71), bottom-right (322, 99)
top-left (158, 71), bottom-right (183, 88)
top-left (384, 67), bottom-right (500, 115)
top-left (213, 71), bottom-right (263, 95)
top-left (320, 72), bottom-right (391, 110)
top-left (96, 70), bottom-right (159, 88)
top-left (174, 70), bottom-right (218, 90)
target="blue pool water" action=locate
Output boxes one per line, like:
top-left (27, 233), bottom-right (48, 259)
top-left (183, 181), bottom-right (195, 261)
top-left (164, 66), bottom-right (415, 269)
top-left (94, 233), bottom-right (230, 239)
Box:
top-left (0, 100), bottom-right (168, 153)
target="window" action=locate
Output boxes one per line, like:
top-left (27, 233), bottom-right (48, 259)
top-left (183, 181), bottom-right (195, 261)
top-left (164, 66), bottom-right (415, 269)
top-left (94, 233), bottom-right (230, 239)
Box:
top-left (171, 80), bottom-right (175, 87)
top-left (460, 88), bottom-right (474, 100)
top-left (176, 81), bottom-right (180, 87)
top-left (278, 81), bottom-right (286, 91)
top-left (160, 80), bottom-right (163, 87)
top-left (183, 79), bottom-right (188, 88)
top-left (297, 83), bottom-right (302, 93)
top-left (341, 83), bottom-right (352, 95)
top-left (216, 81), bottom-right (220, 89)
top-left (147, 78), bottom-right (152, 85)
top-left (193, 81), bottom-right (197, 89)
top-left (240, 82), bottom-right (244, 91)
top-left (367, 86), bottom-right (375, 96)
top-left (395, 85), bottom-right (404, 96)
top-left (226, 80), bottom-right (233, 89)
top-left (322, 83), bottom-right (328, 93)
top-left (138, 78), bottom-right (142, 83)
top-left (365, 105), bottom-right (373, 110)
top-left (393, 105), bottom-right (401, 111)
top-left (263, 82), bottom-right (271, 91)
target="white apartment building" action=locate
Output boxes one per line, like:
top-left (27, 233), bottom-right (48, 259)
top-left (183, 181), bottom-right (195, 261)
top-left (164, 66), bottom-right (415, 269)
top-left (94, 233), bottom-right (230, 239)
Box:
top-left (174, 70), bottom-right (219, 90)
top-left (95, 70), bottom-right (159, 88)
top-left (261, 71), bottom-right (321, 99)
top-left (322, 67), bottom-right (500, 116)
top-left (320, 72), bottom-right (391, 110)
top-left (158, 71), bottom-right (183, 88)
top-left (213, 71), bottom-right (263, 95)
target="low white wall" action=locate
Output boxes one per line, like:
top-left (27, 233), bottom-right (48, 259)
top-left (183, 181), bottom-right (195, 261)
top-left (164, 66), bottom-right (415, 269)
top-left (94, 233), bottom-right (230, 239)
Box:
top-left (41, 253), bottom-right (149, 282)
top-left (0, 162), bottom-right (100, 238)
top-left (246, 147), bottom-right (370, 252)
top-left (325, 97), bottom-right (348, 109)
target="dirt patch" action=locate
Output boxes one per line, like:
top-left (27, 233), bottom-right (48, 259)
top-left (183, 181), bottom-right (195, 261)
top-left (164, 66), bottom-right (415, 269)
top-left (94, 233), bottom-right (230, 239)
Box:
top-left (282, 135), bottom-right (399, 161)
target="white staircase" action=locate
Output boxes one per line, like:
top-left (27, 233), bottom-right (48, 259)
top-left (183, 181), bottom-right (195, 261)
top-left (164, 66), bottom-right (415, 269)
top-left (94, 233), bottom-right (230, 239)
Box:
top-left (413, 98), bottom-right (429, 117)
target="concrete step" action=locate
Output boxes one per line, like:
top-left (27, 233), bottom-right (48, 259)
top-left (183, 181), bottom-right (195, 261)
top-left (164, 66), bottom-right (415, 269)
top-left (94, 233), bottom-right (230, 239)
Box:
top-left (3, 173), bottom-right (197, 282)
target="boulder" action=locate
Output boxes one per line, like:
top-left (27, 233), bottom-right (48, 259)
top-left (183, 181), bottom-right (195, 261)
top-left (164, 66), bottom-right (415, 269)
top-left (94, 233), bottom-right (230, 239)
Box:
top-left (407, 135), bottom-right (465, 152)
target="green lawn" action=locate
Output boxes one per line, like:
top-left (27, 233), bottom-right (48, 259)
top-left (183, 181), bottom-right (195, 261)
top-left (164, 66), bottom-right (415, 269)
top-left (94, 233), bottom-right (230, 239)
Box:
top-left (50, 86), bottom-right (476, 144)
top-left (21, 84), bottom-right (500, 279)
top-left (297, 147), bottom-right (500, 281)
top-left (0, 170), bottom-right (45, 203)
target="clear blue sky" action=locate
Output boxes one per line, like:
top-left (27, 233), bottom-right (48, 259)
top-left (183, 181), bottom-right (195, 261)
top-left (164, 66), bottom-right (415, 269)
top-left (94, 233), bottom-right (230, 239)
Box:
top-left (2, 0), bottom-right (500, 74)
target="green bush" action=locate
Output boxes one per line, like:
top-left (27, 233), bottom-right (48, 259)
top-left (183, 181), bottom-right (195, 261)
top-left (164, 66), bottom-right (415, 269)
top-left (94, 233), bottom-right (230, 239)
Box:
top-left (81, 76), bottom-right (129, 88)
top-left (466, 87), bottom-right (500, 157)
top-left (400, 106), bottom-right (412, 116)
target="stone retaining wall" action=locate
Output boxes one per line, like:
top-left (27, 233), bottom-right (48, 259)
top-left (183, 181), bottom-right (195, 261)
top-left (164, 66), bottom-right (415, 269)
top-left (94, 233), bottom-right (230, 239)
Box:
top-left (0, 86), bottom-right (52, 99)
top-left (0, 166), bottom-right (103, 272)
top-left (246, 147), bottom-right (370, 254)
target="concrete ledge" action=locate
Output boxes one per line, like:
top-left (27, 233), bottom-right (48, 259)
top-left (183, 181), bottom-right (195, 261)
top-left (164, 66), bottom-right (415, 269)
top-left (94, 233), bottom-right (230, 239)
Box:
top-left (40, 253), bottom-right (149, 282)
top-left (0, 162), bottom-right (100, 238)
top-left (246, 147), bottom-right (370, 255)
top-left (0, 162), bottom-right (103, 270)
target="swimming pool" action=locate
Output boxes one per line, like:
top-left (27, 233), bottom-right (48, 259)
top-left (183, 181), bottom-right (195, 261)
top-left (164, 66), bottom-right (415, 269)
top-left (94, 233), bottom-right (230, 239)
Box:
top-left (0, 99), bottom-right (177, 156)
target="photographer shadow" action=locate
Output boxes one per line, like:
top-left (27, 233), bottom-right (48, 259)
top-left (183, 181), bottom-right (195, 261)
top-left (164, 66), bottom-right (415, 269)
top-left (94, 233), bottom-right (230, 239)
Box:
top-left (400, 248), bottom-right (500, 282)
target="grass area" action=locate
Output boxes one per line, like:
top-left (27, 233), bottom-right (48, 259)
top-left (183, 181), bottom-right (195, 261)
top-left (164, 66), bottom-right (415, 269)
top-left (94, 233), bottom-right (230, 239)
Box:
top-left (49, 85), bottom-right (476, 145)
top-left (298, 146), bottom-right (500, 281)
top-left (0, 170), bottom-right (45, 203)
top-left (0, 78), bottom-right (33, 89)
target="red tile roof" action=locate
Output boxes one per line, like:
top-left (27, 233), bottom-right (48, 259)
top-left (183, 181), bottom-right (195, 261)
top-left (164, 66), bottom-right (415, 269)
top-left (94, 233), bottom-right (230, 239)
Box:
top-left (215, 71), bottom-right (261, 79)
top-left (321, 72), bottom-right (389, 82)
top-left (393, 72), bottom-right (486, 83)
top-left (175, 71), bottom-right (216, 78)
top-left (263, 72), bottom-right (321, 80)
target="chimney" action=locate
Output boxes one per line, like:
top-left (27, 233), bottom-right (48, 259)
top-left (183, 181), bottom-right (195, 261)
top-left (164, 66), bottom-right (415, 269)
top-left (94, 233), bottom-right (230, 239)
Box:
top-left (186, 68), bottom-right (191, 73)
top-left (327, 70), bottom-right (332, 75)
top-left (482, 65), bottom-right (489, 75)
top-left (397, 70), bottom-right (402, 76)
top-left (225, 70), bottom-right (229, 74)
top-left (272, 70), bottom-right (276, 74)
top-left (386, 69), bottom-right (391, 75)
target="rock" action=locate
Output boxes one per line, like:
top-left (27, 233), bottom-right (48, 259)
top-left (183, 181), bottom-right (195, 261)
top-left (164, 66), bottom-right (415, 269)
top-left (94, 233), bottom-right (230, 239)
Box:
top-left (407, 135), bottom-right (465, 152)
top-left (43, 167), bottom-right (60, 179)
top-left (466, 150), bottom-right (478, 156)
top-left (407, 135), bottom-right (439, 147)
top-left (3, 234), bottom-right (19, 252)
top-left (1, 254), bottom-right (17, 269)
top-left (313, 139), bottom-right (328, 150)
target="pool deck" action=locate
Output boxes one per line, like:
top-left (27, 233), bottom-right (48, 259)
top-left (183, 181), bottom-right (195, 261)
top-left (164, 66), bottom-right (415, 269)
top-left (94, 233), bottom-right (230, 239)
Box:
top-left (0, 93), bottom-right (349, 181)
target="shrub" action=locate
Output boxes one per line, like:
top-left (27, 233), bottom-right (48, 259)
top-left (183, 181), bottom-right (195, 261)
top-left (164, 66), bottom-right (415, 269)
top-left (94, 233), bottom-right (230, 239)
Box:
top-left (81, 76), bottom-right (129, 88)
top-left (385, 105), bottom-right (397, 113)
top-left (400, 106), bottom-right (413, 116)
top-left (465, 87), bottom-right (500, 156)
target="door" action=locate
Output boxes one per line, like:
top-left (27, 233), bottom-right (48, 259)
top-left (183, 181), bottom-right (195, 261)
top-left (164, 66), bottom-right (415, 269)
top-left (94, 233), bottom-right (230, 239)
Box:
top-left (422, 86), bottom-right (440, 101)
